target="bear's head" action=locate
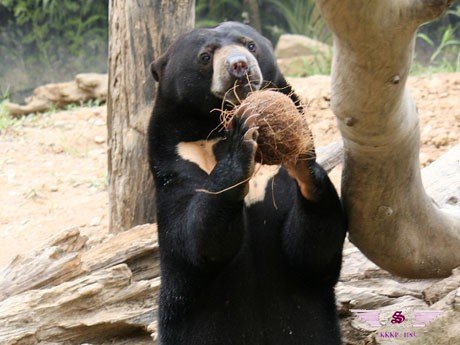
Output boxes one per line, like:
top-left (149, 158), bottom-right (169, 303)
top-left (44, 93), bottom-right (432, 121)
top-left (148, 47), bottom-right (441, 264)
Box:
top-left (151, 22), bottom-right (289, 114)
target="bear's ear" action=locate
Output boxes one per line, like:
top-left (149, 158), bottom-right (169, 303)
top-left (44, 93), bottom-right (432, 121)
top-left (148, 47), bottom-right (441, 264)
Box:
top-left (150, 53), bottom-right (168, 82)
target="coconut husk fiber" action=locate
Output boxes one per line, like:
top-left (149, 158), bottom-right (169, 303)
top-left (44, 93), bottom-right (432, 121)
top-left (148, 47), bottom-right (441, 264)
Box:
top-left (224, 90), bottom-right (314, 165)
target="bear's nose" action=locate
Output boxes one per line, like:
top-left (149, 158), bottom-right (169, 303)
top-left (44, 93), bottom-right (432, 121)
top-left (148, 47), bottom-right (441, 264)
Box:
top-left (227, 55), bottom-right (249, 79)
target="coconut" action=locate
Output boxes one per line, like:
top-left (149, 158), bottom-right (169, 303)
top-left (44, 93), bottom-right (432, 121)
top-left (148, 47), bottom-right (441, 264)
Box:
top-left (224, 89), bottom-right (314, 165)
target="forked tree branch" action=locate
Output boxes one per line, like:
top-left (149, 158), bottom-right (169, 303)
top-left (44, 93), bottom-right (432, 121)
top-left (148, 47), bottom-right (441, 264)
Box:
top-left (315, 0), bottom-right (460, 277)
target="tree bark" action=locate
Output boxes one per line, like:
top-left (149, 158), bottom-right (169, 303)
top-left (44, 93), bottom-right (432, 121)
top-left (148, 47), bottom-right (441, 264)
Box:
top-left (108, 0), bottom-right (195, 232)
top-left (315, 0), bottom-right (460, 278)
top-left (0, 225), bottom-right (160, 344)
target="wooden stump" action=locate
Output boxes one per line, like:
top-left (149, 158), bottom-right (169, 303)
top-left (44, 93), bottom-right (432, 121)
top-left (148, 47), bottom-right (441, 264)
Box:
top-left (107, 0), bottom-right (195, 232)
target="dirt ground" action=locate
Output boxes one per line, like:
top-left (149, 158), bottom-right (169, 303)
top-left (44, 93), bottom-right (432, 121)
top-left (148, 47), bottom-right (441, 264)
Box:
top-left (0, 73), bottom-right (459, 268)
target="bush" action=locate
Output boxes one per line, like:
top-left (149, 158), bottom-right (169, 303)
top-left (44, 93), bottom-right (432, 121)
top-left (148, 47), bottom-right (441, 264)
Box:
top-left (1, 0), bottom-right (458, 98)
top-left (197, 0), bottom-right (460, 75)
top-left (415, 5), bottom-right (460, 73)
top-left (0, 0), bottom-right (108, 100)
top-left (196, 0), bottom-right (329, 44)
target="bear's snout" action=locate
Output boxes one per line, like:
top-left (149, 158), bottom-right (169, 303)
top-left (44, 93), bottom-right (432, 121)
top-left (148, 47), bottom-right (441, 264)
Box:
top-left (227, 55), bottom-right (249, 79)
top-left (211, 44), bottom-right (263, 103)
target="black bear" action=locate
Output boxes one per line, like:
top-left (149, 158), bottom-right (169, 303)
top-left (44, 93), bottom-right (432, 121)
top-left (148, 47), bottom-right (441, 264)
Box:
top-left (148, 22), bottom-right (347, 345)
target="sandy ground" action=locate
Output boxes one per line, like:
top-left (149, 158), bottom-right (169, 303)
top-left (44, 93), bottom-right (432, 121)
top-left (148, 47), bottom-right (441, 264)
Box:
top-left (0, 106), bottom-right (109, 267)
top-left (0, 73), bottom-right (459, 268)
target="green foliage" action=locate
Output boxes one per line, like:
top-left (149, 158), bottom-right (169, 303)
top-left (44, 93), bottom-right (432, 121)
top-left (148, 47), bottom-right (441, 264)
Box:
top-left (196, 0), bottom-right (243, 28)
top-left (265, 0), bottom-right (329, 43)
top-left (417, 25), bottom-right (460, 72)
top-left (0, 0), bottom-right (107, 61)
top-left (0, 99), bottom-right (41, 132)
top-left (196, 0), bottom-right (459, 75)
top-left (0, 0), bottom-right (108, 100)
top-left (195, 0), bottom-right (329, 44)
top-left (0, 100), bottom-right (15, 131)
top-left (414, 3), bottom-right (460, 73)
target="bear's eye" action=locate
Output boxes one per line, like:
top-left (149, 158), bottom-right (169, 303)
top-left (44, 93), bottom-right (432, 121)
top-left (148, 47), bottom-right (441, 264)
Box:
top-left (199, 52), bottom-right (212, 64)
top-left (247, 42), bottom-right (257, 52)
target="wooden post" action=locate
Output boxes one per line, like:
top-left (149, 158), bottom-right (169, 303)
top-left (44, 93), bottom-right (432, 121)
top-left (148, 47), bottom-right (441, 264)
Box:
top-left (107, 0), bottom-right (195, 232)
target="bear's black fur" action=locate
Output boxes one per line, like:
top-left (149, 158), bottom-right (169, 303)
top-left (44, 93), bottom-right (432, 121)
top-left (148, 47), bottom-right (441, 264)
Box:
top-left (148, 22), bottom-right (347, 345)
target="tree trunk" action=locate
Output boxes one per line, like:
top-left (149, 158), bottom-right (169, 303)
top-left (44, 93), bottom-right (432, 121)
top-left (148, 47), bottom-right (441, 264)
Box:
top-left (244, 0), bottom-right (262, 33)
top-left (108, 0), bottom-right (195, 232)
top-left (315, 0), bottom-right (460, 278)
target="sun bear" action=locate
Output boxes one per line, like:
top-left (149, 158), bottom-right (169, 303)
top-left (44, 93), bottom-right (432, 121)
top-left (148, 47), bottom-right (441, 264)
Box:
top-left (148, 21), bottom-right (347, 345)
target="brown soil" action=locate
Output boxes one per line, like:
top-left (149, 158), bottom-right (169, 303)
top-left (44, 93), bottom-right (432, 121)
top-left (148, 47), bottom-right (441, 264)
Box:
top-left (0, 73), bottom-right (459, 267)
top-left (290, 73), bottom-right (460, 189)
top-left (0, 106), bottom-right (109, 267)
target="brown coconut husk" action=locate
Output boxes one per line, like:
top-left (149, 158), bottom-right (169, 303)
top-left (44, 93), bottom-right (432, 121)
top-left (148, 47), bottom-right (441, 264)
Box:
top-left (222, 89), bottom-right (315, 165)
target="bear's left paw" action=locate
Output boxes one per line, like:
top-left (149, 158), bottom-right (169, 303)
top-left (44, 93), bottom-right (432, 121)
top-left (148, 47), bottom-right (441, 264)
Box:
top-left (226, 115), bottom-right (258, 176)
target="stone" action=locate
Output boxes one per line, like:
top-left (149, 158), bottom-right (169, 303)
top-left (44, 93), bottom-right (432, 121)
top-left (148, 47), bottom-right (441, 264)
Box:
top-left (94, 136), bottom-right (106, 144)
top-left (275, 34), bottom-right (331, 59)
top-left (277, 56), bottom-right (315, 77)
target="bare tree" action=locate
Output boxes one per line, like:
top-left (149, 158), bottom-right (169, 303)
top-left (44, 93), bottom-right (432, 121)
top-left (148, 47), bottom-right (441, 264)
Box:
top-left (108, 0), bottom-right (195, 232)
top-left (315, 0), bottom-right (460, 278)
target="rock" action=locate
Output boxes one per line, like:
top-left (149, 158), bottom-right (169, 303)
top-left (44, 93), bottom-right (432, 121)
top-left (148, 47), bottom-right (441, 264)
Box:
top-left (277, 56), bottom-right (314, 77)
top-left (275, 35), bottom-right (332, 77)
top-left (75, 73), bottom-right (108, 101)
top-left (89, 216), bottom-right (102, 226)
top-left (275, 34), bottom-right (331, 59)
top-left (93, 119), bottom-right (106, 126)
top-left (94, 136), bottom-right (106, 144)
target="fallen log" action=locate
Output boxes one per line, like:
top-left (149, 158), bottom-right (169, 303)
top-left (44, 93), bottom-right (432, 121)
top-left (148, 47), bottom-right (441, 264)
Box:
top-left (0, 264), bottom-right (159, 345)
top-left (423, 267), bottom-right (460, 305)
top-left (5, 73), bottom-right (108, 117)
top-left (0, 144), bottom-right (458, 343)
top-left (0, 224), bottom-right (159, 344)
top-left (316, 140), bottom-right (343, 173)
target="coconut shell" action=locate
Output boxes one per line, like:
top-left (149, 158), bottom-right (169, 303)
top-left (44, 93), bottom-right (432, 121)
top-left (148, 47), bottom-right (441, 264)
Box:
top-left (227, 90), bottom-right (314, 165)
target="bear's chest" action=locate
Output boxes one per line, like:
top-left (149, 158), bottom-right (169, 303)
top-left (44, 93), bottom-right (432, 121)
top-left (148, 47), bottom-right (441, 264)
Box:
top-left (176, 140), bottom-right (280, 206)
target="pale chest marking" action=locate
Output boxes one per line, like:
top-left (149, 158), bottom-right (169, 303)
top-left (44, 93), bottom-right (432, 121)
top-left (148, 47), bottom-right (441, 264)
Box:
top-left (177, 139), bottom-right (220, 174)
top-left (245, 164), bottom-right (280, 206)
top-left (177, 140), bottom-right (280, 205)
